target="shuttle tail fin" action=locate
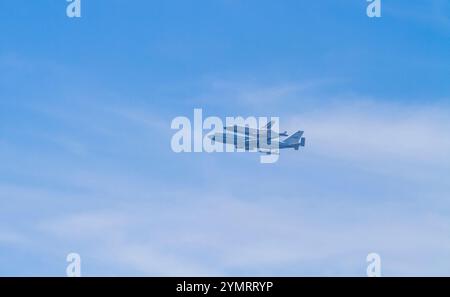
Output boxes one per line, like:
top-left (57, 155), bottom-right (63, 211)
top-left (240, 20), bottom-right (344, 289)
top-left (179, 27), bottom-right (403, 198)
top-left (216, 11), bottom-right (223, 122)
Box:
top-left (262, 120), bottom-right (275, 130)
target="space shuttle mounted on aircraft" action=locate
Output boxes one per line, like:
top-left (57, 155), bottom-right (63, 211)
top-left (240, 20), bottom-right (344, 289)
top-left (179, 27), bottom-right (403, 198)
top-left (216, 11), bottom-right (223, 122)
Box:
top-left (208, 120), bottom-right (306, 155)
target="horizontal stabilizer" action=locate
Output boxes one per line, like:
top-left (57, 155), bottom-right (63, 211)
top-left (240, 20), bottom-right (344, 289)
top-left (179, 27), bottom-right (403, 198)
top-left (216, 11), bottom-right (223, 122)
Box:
top-left (284, 130), bottom-right (304, 145)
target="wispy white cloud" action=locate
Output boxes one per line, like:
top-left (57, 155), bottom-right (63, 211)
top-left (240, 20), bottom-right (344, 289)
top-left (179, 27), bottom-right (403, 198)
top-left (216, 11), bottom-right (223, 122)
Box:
top-left (36, 190), bottom-right (450, 276)
top-left (195, 78), bottom-right (337, 112)
top-left (285, 100), bottom-right (450, 181)
top-left (0, 229), bottom-right (28, 246)
top-left (2, 78), bottom-right (450, 276)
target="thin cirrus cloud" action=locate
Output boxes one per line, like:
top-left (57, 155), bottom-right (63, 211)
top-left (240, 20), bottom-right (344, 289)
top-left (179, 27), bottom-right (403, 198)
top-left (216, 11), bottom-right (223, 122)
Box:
top-left (1, 77), bottom-right (450, 276)
top-left (14, 86), bottom-right (447, 276)
top-left (287, 101), bottom-right (450, 167)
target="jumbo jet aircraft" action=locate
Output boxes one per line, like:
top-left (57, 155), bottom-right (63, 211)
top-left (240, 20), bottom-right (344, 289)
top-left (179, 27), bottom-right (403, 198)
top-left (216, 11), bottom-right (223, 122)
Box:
top-left (208, 121), bottom-right (305, 154)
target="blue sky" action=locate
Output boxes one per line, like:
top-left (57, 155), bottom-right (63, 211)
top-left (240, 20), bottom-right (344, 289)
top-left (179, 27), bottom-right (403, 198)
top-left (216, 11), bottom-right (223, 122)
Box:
top-left (0, 0), bottom-right (450, 276)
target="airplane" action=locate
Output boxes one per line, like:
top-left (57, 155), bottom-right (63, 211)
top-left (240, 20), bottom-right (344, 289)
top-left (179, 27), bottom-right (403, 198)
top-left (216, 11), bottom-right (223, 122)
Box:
top-left (208, 130), bottom-right (305, 154)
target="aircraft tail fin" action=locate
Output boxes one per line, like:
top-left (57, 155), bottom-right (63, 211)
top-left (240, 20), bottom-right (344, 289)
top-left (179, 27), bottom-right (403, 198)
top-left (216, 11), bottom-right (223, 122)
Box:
top-left (284, 131), bottom-right (304, 146)
top-left (294, 137), bottom-right (306, 150)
